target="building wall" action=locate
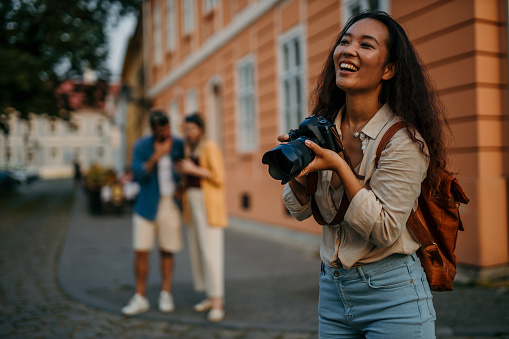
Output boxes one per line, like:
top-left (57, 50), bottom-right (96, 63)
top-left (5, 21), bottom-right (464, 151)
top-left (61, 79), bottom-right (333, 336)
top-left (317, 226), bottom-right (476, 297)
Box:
top-left (121, 19), bottom-right (151, 168)
top-left (392, 0), bottom-right (509, 267)
top-left (142, 0), bottom-right (509, 269)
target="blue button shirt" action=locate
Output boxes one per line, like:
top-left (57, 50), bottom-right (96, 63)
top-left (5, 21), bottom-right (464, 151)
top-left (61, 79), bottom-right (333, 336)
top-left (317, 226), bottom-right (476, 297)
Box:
top-left (131, 135), bottom-right (184, 221)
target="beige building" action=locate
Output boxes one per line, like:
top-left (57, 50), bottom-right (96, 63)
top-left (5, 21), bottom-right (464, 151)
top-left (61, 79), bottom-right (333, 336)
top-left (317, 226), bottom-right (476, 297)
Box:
top-left (133, 0), bottom-right (509, 278)
top-left (0, 96), bottom-right (120, 179)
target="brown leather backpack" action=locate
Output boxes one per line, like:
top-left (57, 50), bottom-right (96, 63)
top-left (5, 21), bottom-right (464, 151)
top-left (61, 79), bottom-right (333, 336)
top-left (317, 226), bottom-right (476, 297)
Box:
top-left (308, 121), bottom-right (470, 291)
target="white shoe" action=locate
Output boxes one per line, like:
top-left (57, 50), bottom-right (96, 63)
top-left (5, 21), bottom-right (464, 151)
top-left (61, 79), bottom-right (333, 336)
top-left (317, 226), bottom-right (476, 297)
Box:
top-left (207, 308), bottom-right (225, 322)
top-left (121, 293), bottom-right (150, 316)
top-left (158, 291), bottom-right (175, 313)
top-left (193, 299), bottom-right (212, 312)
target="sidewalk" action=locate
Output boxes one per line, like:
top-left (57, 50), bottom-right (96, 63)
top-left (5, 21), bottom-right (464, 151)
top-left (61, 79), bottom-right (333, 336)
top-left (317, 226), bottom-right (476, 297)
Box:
top-left (58, 189), bottom-right (322, 332)
top-left (58, 189), bottom-right (509, 337)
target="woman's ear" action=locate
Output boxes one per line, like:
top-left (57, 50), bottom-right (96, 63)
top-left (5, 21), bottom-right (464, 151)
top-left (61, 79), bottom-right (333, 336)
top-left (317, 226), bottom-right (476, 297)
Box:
top-left (382, 62), bottom-right (396, 81)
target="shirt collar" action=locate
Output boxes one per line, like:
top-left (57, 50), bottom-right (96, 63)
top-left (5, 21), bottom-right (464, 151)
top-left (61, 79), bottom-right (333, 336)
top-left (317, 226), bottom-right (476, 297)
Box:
top-left (334, 103), bottom-right (395, 141)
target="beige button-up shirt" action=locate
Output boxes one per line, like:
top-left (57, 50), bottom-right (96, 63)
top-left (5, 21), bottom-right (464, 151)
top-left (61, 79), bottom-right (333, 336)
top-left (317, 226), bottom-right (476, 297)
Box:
top-left (283, 104), bottom-right (428, 269)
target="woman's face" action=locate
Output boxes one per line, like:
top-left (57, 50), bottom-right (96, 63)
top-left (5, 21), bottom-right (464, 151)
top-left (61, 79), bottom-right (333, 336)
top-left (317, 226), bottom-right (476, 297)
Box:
top-left (184, 122), bottom-right (202, 144)
top-left (333, 18), bottom-right (394, 95)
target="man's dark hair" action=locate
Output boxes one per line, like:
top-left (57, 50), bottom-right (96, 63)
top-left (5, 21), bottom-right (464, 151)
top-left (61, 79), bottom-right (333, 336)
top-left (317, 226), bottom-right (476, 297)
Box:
top-left (149, 110), bottom-right (169, 130)
top-left (185, 112), bottom-right (205, 131)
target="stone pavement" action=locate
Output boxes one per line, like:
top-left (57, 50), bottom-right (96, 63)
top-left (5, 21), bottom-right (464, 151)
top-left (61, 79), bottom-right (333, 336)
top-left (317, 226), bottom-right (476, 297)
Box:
top-left (58, 187), bottom-right (322, 332)
top-left (1, 179), bottom-right (509, 338)
top-left (59, 182), bottom-right (509, 338)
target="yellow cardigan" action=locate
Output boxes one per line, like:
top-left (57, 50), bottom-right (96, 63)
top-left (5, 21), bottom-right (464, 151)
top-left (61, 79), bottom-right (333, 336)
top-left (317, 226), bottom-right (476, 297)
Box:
top-left (182, 139), bottom-right (228, 228)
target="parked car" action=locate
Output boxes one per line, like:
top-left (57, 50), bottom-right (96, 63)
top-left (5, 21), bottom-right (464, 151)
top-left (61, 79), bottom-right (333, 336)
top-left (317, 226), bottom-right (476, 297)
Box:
top-left (0, 166), bottom-right (40, 188)
top-left (25, 166), bottom-right (41, 184)
top-left (8, 167), bottom-right (28, 185)
top-left (0, 169), bottom-right (17, 193)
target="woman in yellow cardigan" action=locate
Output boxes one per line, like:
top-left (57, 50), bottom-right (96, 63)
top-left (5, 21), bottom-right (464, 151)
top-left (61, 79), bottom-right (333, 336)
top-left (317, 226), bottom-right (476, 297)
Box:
top-left (176, 113), bottom-right (228, 322)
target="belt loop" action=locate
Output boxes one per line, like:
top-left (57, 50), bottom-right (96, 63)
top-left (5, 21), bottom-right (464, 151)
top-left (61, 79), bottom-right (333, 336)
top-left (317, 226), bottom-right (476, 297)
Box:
top-left (321, 262), bottom-right (325, 275)
top-left (357, 266), bottom-right (366, 283)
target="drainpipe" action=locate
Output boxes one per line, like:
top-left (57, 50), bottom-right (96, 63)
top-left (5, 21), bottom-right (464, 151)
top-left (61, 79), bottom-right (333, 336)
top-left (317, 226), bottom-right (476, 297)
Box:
top-left (503, 0), bottom-right (509, 270)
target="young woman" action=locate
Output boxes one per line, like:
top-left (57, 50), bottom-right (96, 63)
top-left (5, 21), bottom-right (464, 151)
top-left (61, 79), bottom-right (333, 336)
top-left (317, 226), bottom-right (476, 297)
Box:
top-left (175, 113), bottom-right (228, 322)
top-left (281, 11), bottom-right (449, 338)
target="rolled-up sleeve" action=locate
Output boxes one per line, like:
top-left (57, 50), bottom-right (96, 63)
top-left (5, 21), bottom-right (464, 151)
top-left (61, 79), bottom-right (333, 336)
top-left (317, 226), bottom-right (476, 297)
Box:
top-left (344, 130), bottom-right (428, 248)
top-left (283, 184), bottom-right (312, 221)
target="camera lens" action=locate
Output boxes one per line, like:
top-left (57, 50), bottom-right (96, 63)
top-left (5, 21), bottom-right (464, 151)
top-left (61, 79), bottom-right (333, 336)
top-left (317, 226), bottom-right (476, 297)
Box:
top-left (273, 152), bottom-right (294, 176)
top-left (262, 138), bottom-right (314, 184)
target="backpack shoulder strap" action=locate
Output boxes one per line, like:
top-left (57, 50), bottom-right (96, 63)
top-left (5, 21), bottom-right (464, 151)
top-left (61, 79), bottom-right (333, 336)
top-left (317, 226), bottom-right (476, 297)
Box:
top-left (374, 121), bottom-right (443, 262)
top-left (375, 121), bottom-right (406, 168)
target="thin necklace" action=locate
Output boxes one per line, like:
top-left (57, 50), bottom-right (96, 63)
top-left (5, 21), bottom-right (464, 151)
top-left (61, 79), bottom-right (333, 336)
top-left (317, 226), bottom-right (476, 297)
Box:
top-left (342, 108), bottom-right (369, 138)
top-left (353, 121), bottom-right (368, 138)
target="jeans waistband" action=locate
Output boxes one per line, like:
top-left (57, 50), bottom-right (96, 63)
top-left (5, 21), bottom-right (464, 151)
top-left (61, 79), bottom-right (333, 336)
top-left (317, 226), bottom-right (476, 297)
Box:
top-left (322, 252), bottom-right (419, 280)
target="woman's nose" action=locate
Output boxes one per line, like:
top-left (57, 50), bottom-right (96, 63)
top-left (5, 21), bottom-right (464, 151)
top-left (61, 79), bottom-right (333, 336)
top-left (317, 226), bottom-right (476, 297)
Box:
top-left (342, 44), bottom-right (356, 56)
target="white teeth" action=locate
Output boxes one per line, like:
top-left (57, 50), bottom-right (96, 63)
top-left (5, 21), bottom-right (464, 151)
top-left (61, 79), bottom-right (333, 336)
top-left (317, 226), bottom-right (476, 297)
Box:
top-left (340, 63), bottom-right (358, 71)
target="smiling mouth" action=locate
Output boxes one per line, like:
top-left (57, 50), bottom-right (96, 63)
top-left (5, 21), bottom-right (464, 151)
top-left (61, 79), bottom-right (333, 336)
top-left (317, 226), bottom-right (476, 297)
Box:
top-left (339, 63), bottom-right (359, 72)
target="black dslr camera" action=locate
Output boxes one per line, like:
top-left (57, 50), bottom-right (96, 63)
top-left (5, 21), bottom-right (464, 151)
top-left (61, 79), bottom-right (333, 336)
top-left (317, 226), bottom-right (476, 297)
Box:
top-left (262, 115), bottom-right (342, 184)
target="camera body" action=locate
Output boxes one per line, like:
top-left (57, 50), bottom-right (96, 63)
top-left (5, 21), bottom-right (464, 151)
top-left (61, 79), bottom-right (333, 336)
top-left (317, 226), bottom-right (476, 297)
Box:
top-left (287, 115), bottom-right (340, 152)
top-left (262, 115), bottom-right (341, 184)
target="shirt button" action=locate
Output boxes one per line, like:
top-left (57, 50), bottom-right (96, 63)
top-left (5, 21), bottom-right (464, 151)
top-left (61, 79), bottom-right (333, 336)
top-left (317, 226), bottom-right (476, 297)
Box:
top-left (333, 271), bottom-right (340, 277)
top-left (360, 132), bottom-right (365, 138)
top-left (361, 145), bottom-right (366, 151)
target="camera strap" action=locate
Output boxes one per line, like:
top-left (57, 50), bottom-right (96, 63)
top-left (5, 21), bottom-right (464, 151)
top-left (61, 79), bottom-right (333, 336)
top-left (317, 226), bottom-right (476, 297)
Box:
top-left (305, 132), bottom-right (364, 226)
top-left (305, 172), bottom-right (319, 196)
top-left (332, 129), bottom-right (365, 180)
top-left (311, 192), bottom-right (350, 226)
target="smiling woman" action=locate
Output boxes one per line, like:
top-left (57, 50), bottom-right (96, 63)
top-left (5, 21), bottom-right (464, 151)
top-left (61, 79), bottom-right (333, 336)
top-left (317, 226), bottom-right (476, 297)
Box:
top-left (280, 10), bottom-right (450, 339)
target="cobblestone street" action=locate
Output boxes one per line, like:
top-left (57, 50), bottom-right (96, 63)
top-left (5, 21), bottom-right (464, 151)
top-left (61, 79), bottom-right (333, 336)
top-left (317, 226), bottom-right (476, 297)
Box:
top-left (1, 179), bottom-right (509, 339)
top-left (0, 180), bottom-right (317, 339)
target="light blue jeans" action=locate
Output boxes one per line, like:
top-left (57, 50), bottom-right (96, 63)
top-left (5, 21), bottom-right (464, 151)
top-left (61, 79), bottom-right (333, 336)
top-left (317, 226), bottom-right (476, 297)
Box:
top-left (318, 253), bottom-right (436, 339)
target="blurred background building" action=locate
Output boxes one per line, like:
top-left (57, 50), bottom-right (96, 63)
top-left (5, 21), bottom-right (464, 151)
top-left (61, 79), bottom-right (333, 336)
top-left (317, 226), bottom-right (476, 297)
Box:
top-left (117, 0), bottom-right (509, 280)
top-left (1, 0), bottom-right (506, 281)
top-left (0, 80), bottom-right (122, 179)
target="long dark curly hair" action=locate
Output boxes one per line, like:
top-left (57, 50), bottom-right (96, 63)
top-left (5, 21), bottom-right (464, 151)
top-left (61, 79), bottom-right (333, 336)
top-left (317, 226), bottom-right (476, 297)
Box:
top-left (310, 10), bottom-right (450, 194)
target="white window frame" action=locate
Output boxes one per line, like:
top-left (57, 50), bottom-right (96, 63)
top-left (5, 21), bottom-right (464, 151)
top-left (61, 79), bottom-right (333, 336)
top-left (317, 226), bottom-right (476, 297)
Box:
top-left (166, 0), bottom-right (177, 52)
top-left (236, 55), bottom-right (257, 153)
top-left (153, 3), bottom-right (163, 65)
top-left (50, 147), bottom-right (58, 159)
top-left (48, 120), bottom-right (57, 135)
top-left (169, 100), bottom-right (181, 137)
top-left (182, 0), bottom-right (195, 35)
top-left (341, 0), bottom-right (390, 25)
top-left (185, 89), bottom-right (199, 114)
top-left (278, 25), bottom-right (307, 135)
top-left (97, 119), bottom-right (104, 137)
top-left (203, 0), bottom-right (218, 14)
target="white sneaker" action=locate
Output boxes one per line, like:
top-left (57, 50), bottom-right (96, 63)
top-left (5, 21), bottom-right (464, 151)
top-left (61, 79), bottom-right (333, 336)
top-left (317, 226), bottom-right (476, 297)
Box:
top-left (121, 293), bottom-right (150, 316)
top-left (158, 291), bottom-right (175, 313)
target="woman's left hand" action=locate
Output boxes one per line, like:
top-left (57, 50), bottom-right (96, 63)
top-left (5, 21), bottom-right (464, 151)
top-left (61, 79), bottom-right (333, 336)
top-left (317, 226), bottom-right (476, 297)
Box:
top-left (299, 139), bottom-right (346, 176)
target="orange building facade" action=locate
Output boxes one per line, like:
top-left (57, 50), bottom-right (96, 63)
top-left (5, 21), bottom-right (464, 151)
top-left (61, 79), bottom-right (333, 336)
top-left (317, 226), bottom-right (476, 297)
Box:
top-left (141, 0), bottom-right (509, 276)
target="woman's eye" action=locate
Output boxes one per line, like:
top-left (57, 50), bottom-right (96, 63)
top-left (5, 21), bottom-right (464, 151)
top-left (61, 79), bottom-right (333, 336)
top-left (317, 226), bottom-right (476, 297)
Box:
top-left (361, 43), bottom-right (374, 48)
top-left (339, 40), bottom-right (349, 45)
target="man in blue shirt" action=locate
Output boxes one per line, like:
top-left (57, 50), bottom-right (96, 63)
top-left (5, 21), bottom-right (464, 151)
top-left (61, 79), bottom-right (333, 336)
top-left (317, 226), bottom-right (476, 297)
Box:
top-left (122, 110), bottom-right (184, 316)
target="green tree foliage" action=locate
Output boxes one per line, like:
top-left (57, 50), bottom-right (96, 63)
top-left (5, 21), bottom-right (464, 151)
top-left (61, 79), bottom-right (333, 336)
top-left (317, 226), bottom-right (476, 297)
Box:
top-left (0, 0), bottom-right (140, 134)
